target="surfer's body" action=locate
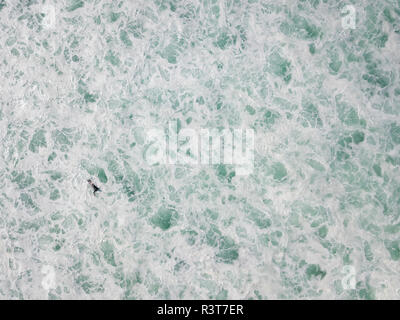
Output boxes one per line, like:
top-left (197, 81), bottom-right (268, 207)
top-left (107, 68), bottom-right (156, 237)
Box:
top-left (87, 179), bottom-right (101, 195)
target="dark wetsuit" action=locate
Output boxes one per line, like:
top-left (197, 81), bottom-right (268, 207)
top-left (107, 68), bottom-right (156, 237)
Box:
top-left (87, 179), bottom-right (101, 195)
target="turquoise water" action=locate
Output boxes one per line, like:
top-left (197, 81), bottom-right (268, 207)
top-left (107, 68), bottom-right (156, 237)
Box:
top-left (1, 0), bottom-right (400, 299)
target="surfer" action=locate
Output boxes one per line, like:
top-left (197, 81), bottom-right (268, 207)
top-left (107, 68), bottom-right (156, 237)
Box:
top-left (87, 179), bottom-right (101, 195)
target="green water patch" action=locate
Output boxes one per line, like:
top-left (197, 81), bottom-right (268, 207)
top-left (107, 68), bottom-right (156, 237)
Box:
top-left (300, 102), bottom-right (323, 128)
top-left (389, 123), bottom-right (400, 144)
top-left (174, 260), bottom-right (189, 273)
top-left (364, 241), bottom-right (374, 262)
top-left (273, 97), bottom-right (298, 112)
top-left (49, 189), bottom-right (60, 200)
top-left (39, 235), bottom-right (54, 249)
top-left (337, 131), bottom-right (365, 153)
top-left (383, 7), bottom-right (396, 24)
top-left (11, 170), bottom-right (35, 189)
top-left (362, 52), bottom-right (391, 89)
top-left (384, 222), bottom-right (400, 234)
top-left (309, 43), bottom-right (316, 54)
top-left (6, 36), bottom-right (16, 46)
top-left (243, 203), bottom-right (271, 229)
top-left (181, 229), bottom-right (198, 246)
top-left (52, 128), bottom-right (74, 152)
top-left (106, 158), bottom-right (124, 183)
top-left (162, 45), bottom-right (178, 64)
top-left (77, 79), bottom-right (97, 103)
top-left (317, 225), bottom-right (328, 238)
top-left (270, 162), bottom-right (288, 182)
top-left (17, 217), bottom-right (46, 234)
top-left (29, 129), bottom-right (47, 153)
top-left (214, 164), bottom-right (235, 183)
top-left (335, 95), bottom-right (363, 126)
top-left (126, 20), bottom-right (145, 39)
top-left (97, 168), bottom-right (108, 183)
top-left (167, 185), bottom-right (180, 203)
top-left (204, 208), bottom-right (219, 221)
top-left (120, 30), bottom-right (132, 47)
top-left (327, 47), bottom-right (342, 74)
top-left (81, 159), bottom-right (108, 184)
top-left (75, 275), bottom-right (104, 294)
top-left (84, 92), bottom-right (97, 103)
top-left (266, 51), bottom-right (292, 83)
top-left (151, 206), bottom-right (179, 230)
top-left (20, 192), bottom-right (39, 211)
top-left (364, 5), bottom-right (390, 49)
top-left (245, 105), bottom-right (256, 115)
top-left (355, 279), bottom-right (376, 300)
top-left (65, 0), bottom-right (84, 12)
top-left (214, 29), bottom-right (236, 50)
top-left (121, 180), bottom-right (136, 202)
top-left (205, 224), bottom-right (239, 264)
top-left (216, 237), bottom-right (239, 264)
top-left (43, 170), bottom-right (63, 181)
top-left (108, 12), bottom-right (121, 23)
top-left (105, 50), bottom-right (121, 66)
top-left (336, 150), bottom-right (350, 161)
top-left (160, 35), bottom-right (187, 64)
top-left (291, 201), bottom-right (329, 229)
top-left (352, 131), bottom-right (365, 144)
top-left (114, 267), bottom-right (142, 298)
top-left (47, 152), bottom-right (57, 163)
top-left (10, 48), bottom-right (19, 57)
top-left (122, 161), bottom-right (141, 201)
top-left (372, 163), bottom-right (382, 177)
top-left (305, 159), bottom-right (325, 172)
top-left (280, 15), bottom-right (320, 40)
top-left (260, 230), bottom-right (283, 247)
top-left (101, 240), bottom-right (117, 267)
top-left (384, 240), bottom-right (400, 261)
top-left (260, 109), bottom-right (281, 129)
top-left (305, 264), bottom-right (326, 280)
top-left (143, 88), bottom-right (164, 105)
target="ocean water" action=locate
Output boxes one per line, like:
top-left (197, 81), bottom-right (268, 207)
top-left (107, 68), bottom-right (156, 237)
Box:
top-left (1, 0), bottom-right (400, 300)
